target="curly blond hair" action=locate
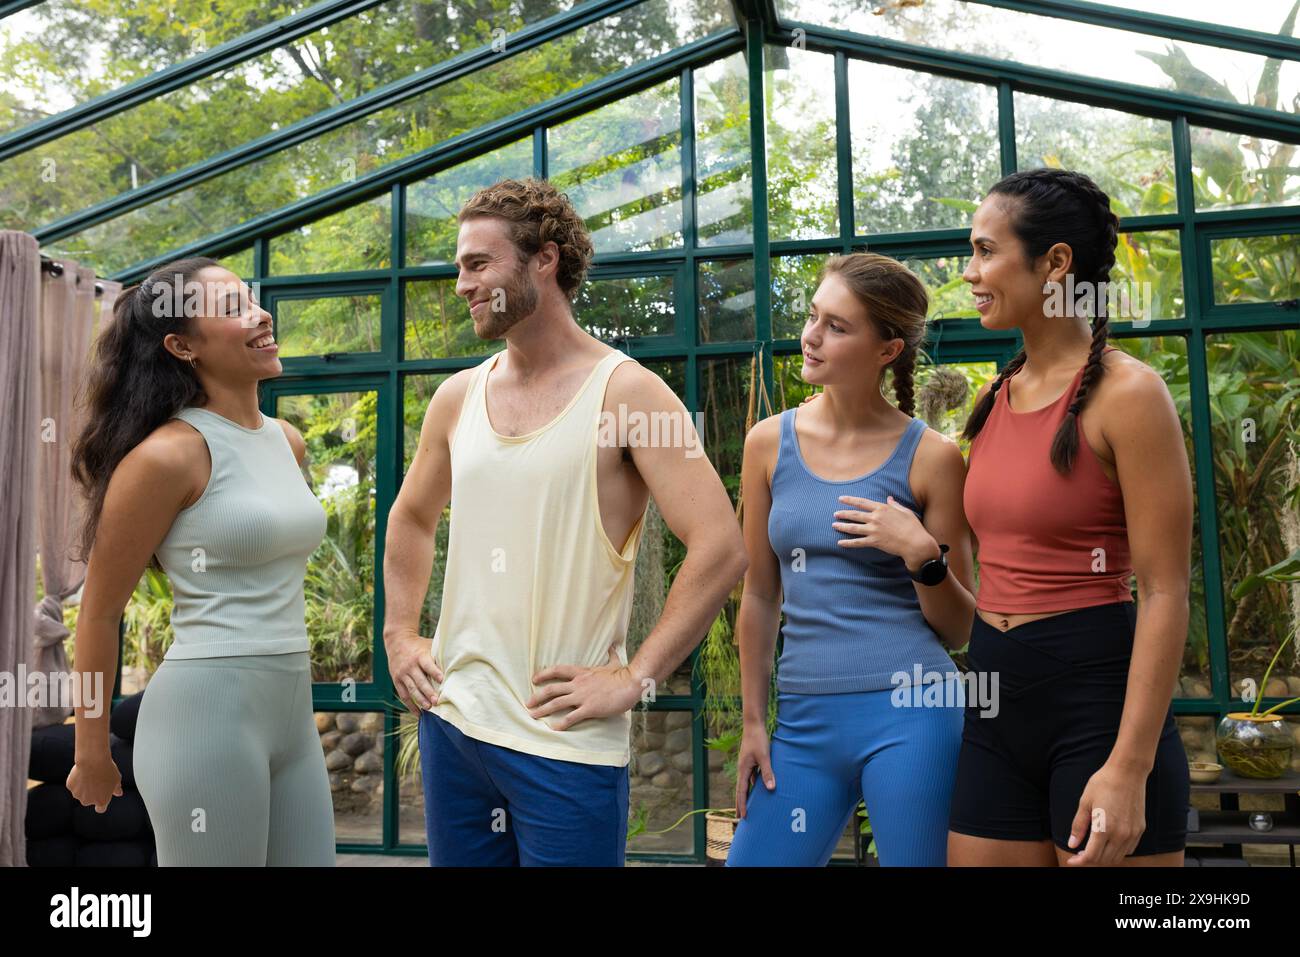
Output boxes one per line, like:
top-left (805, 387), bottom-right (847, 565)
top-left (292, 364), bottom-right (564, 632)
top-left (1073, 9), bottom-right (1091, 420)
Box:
top-left (458, 177), bottom-right (595, 301)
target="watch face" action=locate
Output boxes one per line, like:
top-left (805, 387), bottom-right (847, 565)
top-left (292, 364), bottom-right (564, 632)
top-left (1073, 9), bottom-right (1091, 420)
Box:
top-left (920, 558), bottom-right (946, 586)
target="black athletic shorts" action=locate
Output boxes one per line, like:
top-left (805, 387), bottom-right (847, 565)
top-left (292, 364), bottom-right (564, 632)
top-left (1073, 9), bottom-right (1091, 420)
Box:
top-left (948, 600), bottom-right (1189, 857)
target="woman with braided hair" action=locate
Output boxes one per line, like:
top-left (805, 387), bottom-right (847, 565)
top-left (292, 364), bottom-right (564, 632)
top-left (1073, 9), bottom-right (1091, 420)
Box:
top-left (728, 253), bottom-right (977, 866)
top-left (946, 169), bottom-right (1192, 866)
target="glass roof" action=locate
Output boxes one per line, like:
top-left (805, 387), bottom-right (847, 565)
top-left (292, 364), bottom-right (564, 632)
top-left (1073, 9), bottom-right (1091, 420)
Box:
top-left (0, 0), bottom-right (322, 133)
top-left (5, 0), bottom-right (1295, 279)
top-left (2, 0), bottom-right (583, 228)
top-left (30, 0), bottom-right (736, 272)
top-left (775, 0), bottom-right (1299, 115)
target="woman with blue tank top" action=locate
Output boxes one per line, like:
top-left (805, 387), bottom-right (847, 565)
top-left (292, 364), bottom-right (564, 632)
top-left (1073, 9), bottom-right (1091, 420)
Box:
top-left (726, 253), bottom-right (977, 867)
top-left (65, 256), bottom-right (336, 865)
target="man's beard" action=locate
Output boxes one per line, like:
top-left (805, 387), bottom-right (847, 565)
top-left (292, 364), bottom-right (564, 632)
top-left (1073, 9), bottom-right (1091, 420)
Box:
top-left (476, 260), bottom-right (539, 339)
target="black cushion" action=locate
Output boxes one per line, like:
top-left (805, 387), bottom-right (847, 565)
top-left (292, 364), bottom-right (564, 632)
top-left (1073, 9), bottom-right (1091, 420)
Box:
top-left (28, 723), bottom-right (75, 784)
top-left (75, 840), bottom-right (152, 867)
top-left (26, 834), bottom-right (78, 867)
top-left (110, 691), bottom-right (145, 743)
top-left (28, 723), bottom-right (136, 788)
top-left (25, 783), bottom-right (75, 839)
top-left (72, 787), bottom-right (150, 842)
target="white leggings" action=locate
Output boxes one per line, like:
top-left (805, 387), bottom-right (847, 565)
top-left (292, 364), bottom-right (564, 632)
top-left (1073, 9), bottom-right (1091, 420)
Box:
top-left (133, 651), bottom-right (336, 866)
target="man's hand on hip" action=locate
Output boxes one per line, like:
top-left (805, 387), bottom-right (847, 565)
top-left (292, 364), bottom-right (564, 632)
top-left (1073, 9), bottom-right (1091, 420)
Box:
top-left (384, 628), bottom-right (443, 716)
top-left (527, 645), bottom-right (643, 731)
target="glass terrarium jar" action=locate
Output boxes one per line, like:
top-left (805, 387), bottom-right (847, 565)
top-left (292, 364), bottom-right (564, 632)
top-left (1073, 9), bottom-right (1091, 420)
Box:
top-left (1215, 712), bottom-right (1294, 779)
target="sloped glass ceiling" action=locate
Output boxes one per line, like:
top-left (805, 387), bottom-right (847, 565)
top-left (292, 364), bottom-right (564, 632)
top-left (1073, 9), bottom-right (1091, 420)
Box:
top-left (0, 0), bottom-right (321, 134)
top-left (777, 0), bottom-right (1299, 116)
top-left (32, 0), bottom-right (736, 273)
top-left (1, 0), bottom-right (583, 228)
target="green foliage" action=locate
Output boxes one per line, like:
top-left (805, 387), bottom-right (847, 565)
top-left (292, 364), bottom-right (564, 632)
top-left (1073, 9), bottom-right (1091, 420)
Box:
top-left (121, 566), bottom-right (175, 672)
top-left (1204, 331), bottom-right (1300, 673)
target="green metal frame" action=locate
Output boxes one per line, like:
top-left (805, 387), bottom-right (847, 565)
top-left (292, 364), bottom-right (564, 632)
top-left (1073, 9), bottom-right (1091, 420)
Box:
top-left (74, 0), bottom-right (1299, 863)
top-left (0, 0), bottom-right (41, 20)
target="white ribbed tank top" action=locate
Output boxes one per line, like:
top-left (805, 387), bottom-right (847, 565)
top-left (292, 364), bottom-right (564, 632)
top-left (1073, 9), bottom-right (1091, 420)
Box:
top-left (155, 406), bottom-right (327, 660)
top-left (429, 348), bottom-right (648, 766)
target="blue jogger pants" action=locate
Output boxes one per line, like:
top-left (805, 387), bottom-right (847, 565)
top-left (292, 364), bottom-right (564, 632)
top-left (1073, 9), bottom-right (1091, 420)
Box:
top-left (417, 709), bottom-right (629, 866)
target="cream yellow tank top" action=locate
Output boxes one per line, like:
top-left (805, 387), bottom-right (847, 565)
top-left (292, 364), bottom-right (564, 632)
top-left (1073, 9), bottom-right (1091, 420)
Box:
top-left (428, 347), bottom-right (648, 766)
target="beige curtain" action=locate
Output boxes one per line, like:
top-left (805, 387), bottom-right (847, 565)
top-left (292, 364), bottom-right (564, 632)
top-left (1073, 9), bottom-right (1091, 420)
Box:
top-left (32, 261), bottom-right (118, 730)
top-left (0, 231), bottom-right (41, 867)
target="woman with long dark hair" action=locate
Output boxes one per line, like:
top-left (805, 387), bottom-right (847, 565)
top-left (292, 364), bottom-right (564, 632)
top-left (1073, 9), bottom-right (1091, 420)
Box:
top-left (947, 169), bottom-right (1192, 866)
top-left (727, 252), bottom-right (976, 866)
top-left (65, 256), bottom-right (336, 865)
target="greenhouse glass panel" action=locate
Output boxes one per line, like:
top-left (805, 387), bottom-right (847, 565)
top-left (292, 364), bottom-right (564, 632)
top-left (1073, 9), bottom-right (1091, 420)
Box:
top-left (1112, 230), bottom-right (1184, 322)
top-left (574, 273), bottom-right (676, 340)
top-left (905, 256), bottom-right (980, 322)
top-left (765, 45), bottom-right (838, 241)
top-left (404, 278), bottom-right (503, 360)
top-left (549, 78), bottom-right (684, 254)
top-left (1191, 127), bottom-right (1300, 211)
top-left (849, 59), bottom-right (1000, 234)
top-left (776, 0), bottom-right (1299, 117)
top-left (275, 292), bottom-right (384, 356)
top-left (275, 388), bottom-right (380, 686)
top-left (405, 137), bottom-right (533, 266)
top-left (1112, 1), bottom-right (1300, 36)
top-left (694, 51), bottom-right (752, 246)
top-left (45, 0), bottom-right (736, 274)
top-left (0, 0), bottom-right (319, 135)
top-left (1204, 331), bottom-right (1300, 695)
top-left (1109, 335), bottom-right (1210, 697)
top-left (1209, 233), bottom-right (1300, 304)
top-left (222, 245), bottom-right (255, 278)
top-left (1015, 92), bottom-right (1178, 217)
top-left (697, 258), bottom-right (755, 342)
top-left (272, 192), bottom-right (393, 274)
top-left (2, 0), bottom-right (578, 229)
top-left (770, 253), bottom-right (826, 341)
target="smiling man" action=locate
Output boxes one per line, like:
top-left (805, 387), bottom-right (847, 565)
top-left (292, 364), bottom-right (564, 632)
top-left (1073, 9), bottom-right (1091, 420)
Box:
top-left (382, 177), bottom-right (746, 866)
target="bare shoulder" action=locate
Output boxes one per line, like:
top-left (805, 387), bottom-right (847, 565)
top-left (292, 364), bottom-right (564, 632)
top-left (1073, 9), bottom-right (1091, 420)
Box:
top-left (913, 424), bottom-right (965, 472)
top-left (120, 419), bottom-right (208, 506)
top-left (1093, 347), bottom-right (1171, 409)
top-left (138, 417), bottom-right (209, 465)
top-left (744, 411), bottom-right (782, 451)
top-left (423, 365), bottom-right (478, 435)
top-left (910, 423), bottom-right (965, 506)
top-left (605, 354), bottom-right (684, 412)
top-left (437, 365), bottom-right (477, 407)
top-left (743, 411), bottom-right (783, 477)
top-left (272, 417), bottom-right (307, 465)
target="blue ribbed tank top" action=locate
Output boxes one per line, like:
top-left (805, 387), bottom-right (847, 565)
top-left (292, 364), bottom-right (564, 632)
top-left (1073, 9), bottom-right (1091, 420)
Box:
top-left (766, 407), bottom-right (954, 693)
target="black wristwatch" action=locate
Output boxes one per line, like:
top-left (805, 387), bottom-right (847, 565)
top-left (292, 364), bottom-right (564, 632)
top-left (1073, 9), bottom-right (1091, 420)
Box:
top-left (909, 543), bottom-right (950, 586)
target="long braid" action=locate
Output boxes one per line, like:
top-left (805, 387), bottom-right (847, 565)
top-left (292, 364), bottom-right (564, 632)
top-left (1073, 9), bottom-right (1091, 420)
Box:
top-left (891, 345), bottom-right (917, 417)
top-left (961, 348), bottom-right (1026, 443)
top-left (1047, 171), bottom-right (1120, 474)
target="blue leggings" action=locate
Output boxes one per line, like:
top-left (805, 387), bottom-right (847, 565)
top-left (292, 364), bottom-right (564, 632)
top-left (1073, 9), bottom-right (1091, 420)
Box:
top-left (417, 710), bottom-right (629, 866)
top-left (726, 677), bottom-right (965, 867)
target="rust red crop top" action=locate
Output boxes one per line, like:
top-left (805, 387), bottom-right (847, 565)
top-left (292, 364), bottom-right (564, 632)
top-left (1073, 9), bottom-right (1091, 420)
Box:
top-left (963, 346), bottom-right (1135, 613)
